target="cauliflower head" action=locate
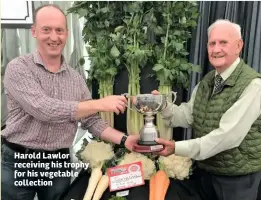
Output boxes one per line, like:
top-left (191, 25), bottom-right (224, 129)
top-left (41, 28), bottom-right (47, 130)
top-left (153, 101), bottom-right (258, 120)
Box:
top-left (158, 154), bottom-right (192, 180)
top-left (118, 152), bottom-right (156, 180)
top-left (80, 140), bottom-right (115, 169)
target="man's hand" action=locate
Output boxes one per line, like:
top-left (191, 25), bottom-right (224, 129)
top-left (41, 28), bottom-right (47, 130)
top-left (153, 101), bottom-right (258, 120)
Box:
top-left (154, 138), bottom-right (175, 156)
top-left (125, 134), bottom-right (140, 151)
top-left (76, 95), bottom-right (127, 119)
top-left (151, 90), bottom-right (160, 95)
top-left (98, 95), bottom-right (127, 115)
top-left (151, 90), bottom-right (168, 110)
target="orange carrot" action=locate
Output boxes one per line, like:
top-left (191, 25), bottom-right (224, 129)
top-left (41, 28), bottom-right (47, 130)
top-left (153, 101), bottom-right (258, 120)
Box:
top-left (149, 174), bottom-right (156, 200)
top-left (154, 170), bottom-right (170, 200)
top-left (161, 176), bottom-right (170, 199)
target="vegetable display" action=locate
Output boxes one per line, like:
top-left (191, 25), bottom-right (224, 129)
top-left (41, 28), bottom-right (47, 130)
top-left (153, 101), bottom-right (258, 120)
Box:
top-left (150, 1), bottom-right (201, 140)
top-left (113, 2), bottom-right (154, 135)
top-left (68, 1), bottom-right (200, 199)
top-left (68, 1), bottom-right (200, 137)
top-left (78, 139), bottom-right (115, 200)
top-left (76, 138), bottom-right (192, 199)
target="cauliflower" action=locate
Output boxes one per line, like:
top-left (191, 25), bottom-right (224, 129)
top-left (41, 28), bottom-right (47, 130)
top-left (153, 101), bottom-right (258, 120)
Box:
top-left (158, 154), bottom-right (192, 180)
top-left (118, 152), bottom-right (156, 180)
top-left (80, 140), bottom-right (115, 169)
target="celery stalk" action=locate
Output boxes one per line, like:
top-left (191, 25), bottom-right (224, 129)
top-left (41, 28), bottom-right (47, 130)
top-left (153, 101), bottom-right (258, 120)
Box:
top-left (99, 77), bottom-right (114, 128)
top-left (156, 85), bottom-right (173, 140)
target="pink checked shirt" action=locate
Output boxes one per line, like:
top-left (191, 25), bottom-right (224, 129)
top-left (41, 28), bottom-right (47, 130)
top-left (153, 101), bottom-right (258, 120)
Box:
top-left (2, 51), bottom-right (109, 150)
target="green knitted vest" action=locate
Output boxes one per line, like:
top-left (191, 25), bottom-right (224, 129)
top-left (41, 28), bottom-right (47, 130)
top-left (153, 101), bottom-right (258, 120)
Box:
top-left (192, 59), bottom-right (261, 176)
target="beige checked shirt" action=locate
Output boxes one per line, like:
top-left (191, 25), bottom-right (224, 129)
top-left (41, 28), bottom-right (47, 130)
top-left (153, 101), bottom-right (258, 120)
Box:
top-left (2, 51), bottom-right (109, 150)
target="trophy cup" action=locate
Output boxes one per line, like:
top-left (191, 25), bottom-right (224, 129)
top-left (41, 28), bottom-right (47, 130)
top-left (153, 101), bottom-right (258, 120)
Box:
top-left (123, 92), bottom-right (177, 153)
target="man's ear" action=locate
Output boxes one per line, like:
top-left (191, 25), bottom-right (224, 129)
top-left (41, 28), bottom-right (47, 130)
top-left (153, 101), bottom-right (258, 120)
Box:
top-left (238, 39), bottom-right (243, 53)
top-left (31, 25), bottom-right (36, 38)
top-left (65, 28), bottom-right (69, 39)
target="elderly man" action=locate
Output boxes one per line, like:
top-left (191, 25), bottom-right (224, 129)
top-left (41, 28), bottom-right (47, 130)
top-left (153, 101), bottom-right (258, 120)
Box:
top-left (1, 4), bottom-right (139, 200)
top-left (154, 19), bottom-right (261, 200)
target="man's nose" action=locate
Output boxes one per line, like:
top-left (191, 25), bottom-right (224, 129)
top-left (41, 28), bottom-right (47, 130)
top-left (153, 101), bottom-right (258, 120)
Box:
top-left (49, 31), bottom-right (58, 41)
top-left (212, 44), bottom-right (222, 53)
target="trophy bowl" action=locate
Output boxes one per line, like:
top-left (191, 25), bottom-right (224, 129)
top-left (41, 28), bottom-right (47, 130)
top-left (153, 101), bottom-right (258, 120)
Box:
top-left (123, 92), bottom-right (177, 153)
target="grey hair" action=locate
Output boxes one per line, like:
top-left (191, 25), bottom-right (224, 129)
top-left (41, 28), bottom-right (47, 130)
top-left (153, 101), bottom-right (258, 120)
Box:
top-left (208, 19), bottom-right (242, 39)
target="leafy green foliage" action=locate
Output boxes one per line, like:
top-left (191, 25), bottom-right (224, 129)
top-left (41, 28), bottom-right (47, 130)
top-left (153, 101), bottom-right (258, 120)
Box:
top-left (102, 147), bottom-right (130, 173)
top-left (67, 1), bottom-right (201, 90)
top-left (113, 2), bottom-right (154, 76)
top-left (68, 1), bottom-right (124, 89)
top-left (147, 1), bottom-right (201, 88)
top-left (109, 196), bottom-right (127, 200)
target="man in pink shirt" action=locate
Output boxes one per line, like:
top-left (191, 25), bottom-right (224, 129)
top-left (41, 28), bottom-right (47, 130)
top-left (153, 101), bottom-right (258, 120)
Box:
top-left (1, 4), bottom-right (139, 200)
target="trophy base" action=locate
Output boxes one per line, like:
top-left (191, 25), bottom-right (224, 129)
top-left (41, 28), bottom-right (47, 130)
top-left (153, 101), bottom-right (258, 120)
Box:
top-left (133, 143), bottom-right (164, 153)
top-left (138, 140), bottom-right (159, 146)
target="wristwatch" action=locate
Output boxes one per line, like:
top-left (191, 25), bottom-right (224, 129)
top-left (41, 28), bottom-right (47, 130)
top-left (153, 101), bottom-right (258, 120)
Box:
top-left (120, 135), bottom-right (128, 147)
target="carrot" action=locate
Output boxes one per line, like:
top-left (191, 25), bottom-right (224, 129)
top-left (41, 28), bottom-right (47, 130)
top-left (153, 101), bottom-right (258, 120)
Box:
top-left (154, 170), bottom-right (170, 200)
top-left (92, 174), bottom-right (109, 200)
top-left (83, 167), bottom-right (103, 200)
top-left (149, 174), bottom-right (156, 200)
top-left (161, 176), bottom-right (170, 200)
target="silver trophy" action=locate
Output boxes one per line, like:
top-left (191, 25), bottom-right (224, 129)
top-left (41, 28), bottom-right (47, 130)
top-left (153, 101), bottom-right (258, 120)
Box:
top-left (123, 92), bottom-right (177, 152)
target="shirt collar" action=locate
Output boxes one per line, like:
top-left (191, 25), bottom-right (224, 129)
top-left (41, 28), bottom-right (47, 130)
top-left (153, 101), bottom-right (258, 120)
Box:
top-left (215, 57), bottom-right (240, 81)
top-left (33, 51), bottom-right (68, 73)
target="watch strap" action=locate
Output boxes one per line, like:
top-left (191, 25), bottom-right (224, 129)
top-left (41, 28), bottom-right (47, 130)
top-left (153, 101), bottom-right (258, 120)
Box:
top-left (120, 135), bottom-right (127, 147)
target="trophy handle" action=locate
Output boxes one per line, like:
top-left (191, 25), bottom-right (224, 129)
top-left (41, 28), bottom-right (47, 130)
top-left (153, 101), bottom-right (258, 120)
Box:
top-left (155, 92), bottom-right (176, 112)
top-left (121, 93), bottom-right (138, 112)
top-left (168, 91), bottom-right (177, 104)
